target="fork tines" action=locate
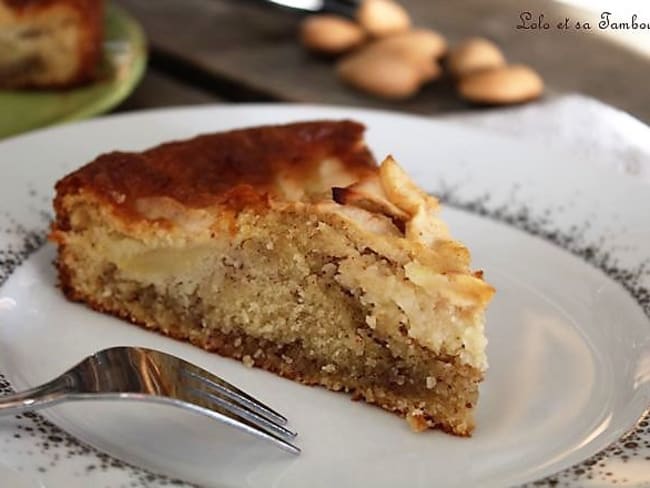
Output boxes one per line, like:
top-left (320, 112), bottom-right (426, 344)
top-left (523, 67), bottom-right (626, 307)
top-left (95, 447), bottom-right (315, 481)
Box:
top-left (180, 363), bottom-right (300, 454)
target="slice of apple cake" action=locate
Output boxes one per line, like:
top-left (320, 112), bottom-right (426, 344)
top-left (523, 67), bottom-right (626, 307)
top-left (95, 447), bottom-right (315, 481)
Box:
top-left (50, 120), bottom-right (494, 435)
top-left (0, 0), bottom-right (103, 88)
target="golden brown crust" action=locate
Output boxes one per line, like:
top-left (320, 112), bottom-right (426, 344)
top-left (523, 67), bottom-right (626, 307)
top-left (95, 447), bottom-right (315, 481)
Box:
top-left (54, 120), bottom-right (376, 226)
top-left (0, 0), bottom-right (103, 88)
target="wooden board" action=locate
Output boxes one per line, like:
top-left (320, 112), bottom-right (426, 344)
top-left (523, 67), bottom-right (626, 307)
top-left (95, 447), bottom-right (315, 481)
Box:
top-left (116, 69), bottom-right (220, 112)
top-left (115, 0), bottom-right (650, 122)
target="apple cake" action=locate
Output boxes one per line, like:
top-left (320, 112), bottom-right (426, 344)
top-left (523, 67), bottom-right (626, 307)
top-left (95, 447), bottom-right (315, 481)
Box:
top-left (0, 0), bottom-right (103, 88)
top-left (50, 120), bottom-right (494, 436)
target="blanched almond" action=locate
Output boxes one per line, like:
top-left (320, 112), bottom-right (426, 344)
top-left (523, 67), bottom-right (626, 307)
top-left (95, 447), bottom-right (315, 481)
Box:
top-left (337, 51), bottom-right (422, 100)
top-left (458, 64), bottom-right (544, 105)
top-left (370, 29), bottom-right (447, 60)
top-left (364, 29), bottom-right (446, 80)
top-left (448, 37), bottom-right (505, 78)
top-left (356, 0), bottom-right (411, 37)
top-left (300, 15), bottom-right (366, 54)
top-left (416, 61), bottom-right (442, 82)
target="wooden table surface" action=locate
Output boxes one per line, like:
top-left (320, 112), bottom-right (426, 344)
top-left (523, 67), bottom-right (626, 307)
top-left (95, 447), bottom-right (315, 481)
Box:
top-left (114, 0), bottom-right (650, 123)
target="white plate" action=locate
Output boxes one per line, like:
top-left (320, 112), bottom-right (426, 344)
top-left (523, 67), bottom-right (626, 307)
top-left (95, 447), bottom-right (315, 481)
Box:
top-left (0, 105), bottom-right (648, 488)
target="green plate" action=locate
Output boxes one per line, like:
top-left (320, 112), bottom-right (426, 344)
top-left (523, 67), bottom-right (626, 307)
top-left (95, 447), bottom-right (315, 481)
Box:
top-left (0, 3), bottom-right (147, 139)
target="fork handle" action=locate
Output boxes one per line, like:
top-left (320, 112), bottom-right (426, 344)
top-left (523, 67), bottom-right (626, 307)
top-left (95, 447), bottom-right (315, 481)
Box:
top-left (244, 0), bottom-right (359, 18)
top-left (320, 0), bottom-right (358, 17)
top-left (0, 376), bottom-right (71, 416)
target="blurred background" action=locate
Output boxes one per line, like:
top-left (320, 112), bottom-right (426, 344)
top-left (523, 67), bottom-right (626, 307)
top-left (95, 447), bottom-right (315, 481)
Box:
top-left (1, 0), bottom-right (648, 138)
top-left (114, 0), bottom-right (650, 121)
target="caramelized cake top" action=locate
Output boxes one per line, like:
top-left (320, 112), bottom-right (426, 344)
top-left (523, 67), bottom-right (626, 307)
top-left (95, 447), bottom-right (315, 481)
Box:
top-left (55, 120), bottom-right (378, 219)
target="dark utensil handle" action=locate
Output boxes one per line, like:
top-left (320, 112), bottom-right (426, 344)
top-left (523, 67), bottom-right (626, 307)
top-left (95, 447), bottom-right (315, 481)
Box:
top-left (237, 0), bottom-right (359, 18)
top-left (322, 0), bottom-right (359, 18)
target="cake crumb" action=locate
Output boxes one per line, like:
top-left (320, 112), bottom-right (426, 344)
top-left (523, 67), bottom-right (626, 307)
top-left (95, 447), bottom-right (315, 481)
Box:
top-left (406, 409), bottom-right (428, 432)
top-left (322, 363), bottom-right (336, 373)
top-left (321, 262), bottom-right (337, 277)
top-left (365, 357), bottom-right (377, 368)
top-left (365, 314), bottom-right (377, 329)
top-left (426, 376), bottom-right (437, 389)
top-left (242, 355), bottom-right (254, 367)
top-left (294, 289), bottom-right (305, 304)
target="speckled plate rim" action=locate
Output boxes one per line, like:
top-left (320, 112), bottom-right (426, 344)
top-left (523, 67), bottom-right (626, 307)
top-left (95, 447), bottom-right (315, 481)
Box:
top-left (0, 2), bottom-right (147, 139)
top-left (0, 104), bottom-right (648, 488)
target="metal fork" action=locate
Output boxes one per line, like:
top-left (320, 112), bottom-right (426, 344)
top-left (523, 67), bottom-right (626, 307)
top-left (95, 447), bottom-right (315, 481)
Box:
top-left (0, 346), bottom-right (299, 454)
top-left (247, 0), bottom-right (359, 18)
